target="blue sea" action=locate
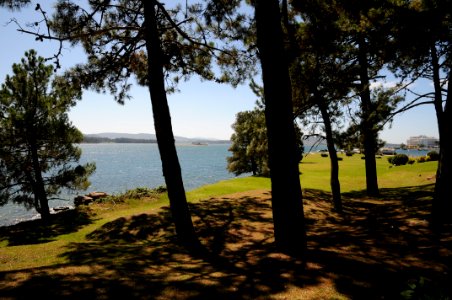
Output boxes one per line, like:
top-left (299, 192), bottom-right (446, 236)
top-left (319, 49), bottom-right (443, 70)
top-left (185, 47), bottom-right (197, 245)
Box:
top-left (0, 144), bottom-right (436, 227)
top-left (0, 143), bottom-right (236, 227)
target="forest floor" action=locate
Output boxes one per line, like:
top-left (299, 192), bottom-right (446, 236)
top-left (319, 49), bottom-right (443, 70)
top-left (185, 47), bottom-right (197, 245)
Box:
top-left (1, 183), bottom-right (451, 299)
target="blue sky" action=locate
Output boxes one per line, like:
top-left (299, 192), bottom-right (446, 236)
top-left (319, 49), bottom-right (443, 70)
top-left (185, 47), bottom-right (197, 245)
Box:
top-left (0, 2), bottom-right (439, 143)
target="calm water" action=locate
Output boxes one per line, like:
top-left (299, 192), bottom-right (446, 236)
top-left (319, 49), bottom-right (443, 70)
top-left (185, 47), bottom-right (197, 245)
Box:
top-left (0, 144), bottom-right (436, 227)
top-left (0, 143), bottom-right (235, 227)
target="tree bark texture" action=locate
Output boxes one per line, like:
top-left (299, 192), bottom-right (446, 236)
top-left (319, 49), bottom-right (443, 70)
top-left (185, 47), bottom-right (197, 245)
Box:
top-left (255, 0), bottom-right (307, 255)
top-left (143, 1), bottom-right (198, 246)
top-left (29, 140), bottom-right (50, 220)
top-left (431, 46), bottom-right (452, 227)
top-left (357, 36), bottom-right (379, 197)
top-left (317, 98), bottom-right (342, 212)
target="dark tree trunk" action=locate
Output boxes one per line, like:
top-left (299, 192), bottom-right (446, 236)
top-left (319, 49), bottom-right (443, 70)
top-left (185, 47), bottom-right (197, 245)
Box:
top-left (251, 158), bottom-right (257, 176)
top-left (317, 98), bottom-right (342, 212)
top-left (143, 1), bottom-right (198, 247)
top-left (357, 37), bottom-right (379, 197)
top-left (27, 88), bottom-right (50, 220)
top-left (255, 0), bottom-right (307, 255)
top-left (30, 141), bottom-right (50, 221)
top-left (431, 46), bottom-right (452, 227)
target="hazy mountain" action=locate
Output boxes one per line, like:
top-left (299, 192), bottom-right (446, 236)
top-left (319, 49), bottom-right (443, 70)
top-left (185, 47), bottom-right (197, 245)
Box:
top-left (85, 133), bottom-right (156, 140)
top-left (84, 132), bottom-right (229, 144)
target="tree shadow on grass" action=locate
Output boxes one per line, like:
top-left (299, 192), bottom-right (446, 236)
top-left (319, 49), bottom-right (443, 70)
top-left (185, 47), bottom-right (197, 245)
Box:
top-left (0, 208), bottom-right (93, 246)
top-left (305, 184), bottom-right (451, 298)
top-left (1, 185), bottom-right (451, 299)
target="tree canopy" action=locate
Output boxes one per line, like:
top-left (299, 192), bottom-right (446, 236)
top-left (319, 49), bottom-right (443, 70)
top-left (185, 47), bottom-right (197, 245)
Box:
top-left (0, 50), bottom-right (95, 220)
top-left (227, 103), bottom-right (303, 177)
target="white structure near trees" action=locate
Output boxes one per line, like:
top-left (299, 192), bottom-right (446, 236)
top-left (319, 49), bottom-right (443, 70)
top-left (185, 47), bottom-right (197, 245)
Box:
top-left (406, 135), bottom-right (439, 148)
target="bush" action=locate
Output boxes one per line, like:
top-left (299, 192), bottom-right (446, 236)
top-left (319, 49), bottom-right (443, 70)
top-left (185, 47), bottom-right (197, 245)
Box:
top-left (337, 157), bottom-right (343, 161)
top-left (408, 158), bottom-right (415, 165)
top-left (321, 153), bottom-right (328, 157)
top-left (400, 276), bottom-right (450, 300)
top-left (388, 154), bottom-right (409, 166)
top-left (103, 186), bottom-right (167, 203)
top-left (345, 151), bottom-right (353, 156)
top-left (426, 151), bottom-right (439, 161)
top-left (417, 156), bottom-right (427, 163)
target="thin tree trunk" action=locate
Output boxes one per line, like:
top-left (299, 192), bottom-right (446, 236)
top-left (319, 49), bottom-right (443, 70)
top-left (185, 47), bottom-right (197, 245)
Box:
top-left (357, 36), bottom-right (379, 197)
top-left (143, 1), bottom-right (198, 247)
top-left (29, 140), bottom-right (50, 220)
top-left (28, 80), bottom-right (50, 220)
top-left (255, 0), bottom-right (307, 256)
top-left (431, 46), bottom-right (452, 227)
top-left (318, 98), bottom-right (342, 212)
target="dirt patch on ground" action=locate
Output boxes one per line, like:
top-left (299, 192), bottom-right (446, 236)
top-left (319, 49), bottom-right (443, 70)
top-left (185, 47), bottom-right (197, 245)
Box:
top-left (0, 185), bottom-right (451, 299)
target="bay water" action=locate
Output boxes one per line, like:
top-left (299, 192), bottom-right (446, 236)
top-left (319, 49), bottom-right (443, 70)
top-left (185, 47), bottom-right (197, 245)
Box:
top-left (0, 143), bottom-right (235, 227)
top-left (0, 144), bottom-right (435, 227)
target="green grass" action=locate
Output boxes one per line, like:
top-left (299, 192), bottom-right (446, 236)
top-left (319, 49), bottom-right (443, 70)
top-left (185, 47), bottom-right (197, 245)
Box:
top-left (300, 153), bottom-right (437, 192)
top-left (0, 154), bottom-right (441, 299)
top-left (187, 176), bottom-right (271, 201)
top-left (190, 153), bottom-right (437, 196)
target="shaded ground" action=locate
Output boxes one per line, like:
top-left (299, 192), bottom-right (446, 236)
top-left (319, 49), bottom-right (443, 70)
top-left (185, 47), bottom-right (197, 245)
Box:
top-left (0, 184), bottom-right (451, 299)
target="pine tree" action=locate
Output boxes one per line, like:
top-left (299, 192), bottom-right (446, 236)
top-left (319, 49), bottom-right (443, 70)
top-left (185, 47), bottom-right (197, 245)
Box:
top-left (0, 50), bottom-right (95, 221)
top-left (254, 0), bottom-right (307, 255)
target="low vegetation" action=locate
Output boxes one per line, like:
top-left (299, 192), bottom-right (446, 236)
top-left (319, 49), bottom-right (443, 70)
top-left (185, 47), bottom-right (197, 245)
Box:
top-left (387, 151), bottom-right (441, 166)
top-left (0, 154), bottom-right (449, 299)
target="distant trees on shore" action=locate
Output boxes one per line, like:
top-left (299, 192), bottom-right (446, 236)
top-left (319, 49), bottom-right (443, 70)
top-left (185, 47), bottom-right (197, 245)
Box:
top-left (81, 136), bottom-right (157, 144)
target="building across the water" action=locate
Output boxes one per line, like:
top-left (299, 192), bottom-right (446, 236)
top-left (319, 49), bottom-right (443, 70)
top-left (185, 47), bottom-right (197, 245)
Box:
top-left (406, 135), bottom-right (439, 149)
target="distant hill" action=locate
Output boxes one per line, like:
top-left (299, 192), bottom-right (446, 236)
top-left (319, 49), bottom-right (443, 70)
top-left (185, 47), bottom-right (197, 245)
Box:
top-left (83, 133), bottom-right (230, 144)
top-left (82, 136), bottom-right (157, 144)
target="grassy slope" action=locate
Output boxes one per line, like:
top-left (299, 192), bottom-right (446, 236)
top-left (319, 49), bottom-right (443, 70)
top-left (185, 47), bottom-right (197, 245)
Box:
top-left (300, 153), bottom-right (437, 192)
top-left (0, 154), bottom-right (437, 270)
top-left (187, 153), bottom-right (437, 198)
top-left (0, 153), bottom-right (444, 299)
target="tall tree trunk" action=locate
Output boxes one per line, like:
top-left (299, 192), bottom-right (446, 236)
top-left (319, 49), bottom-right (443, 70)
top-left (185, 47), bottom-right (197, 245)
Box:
top-left (28, 82), bottom-right (50, 220)
top-left (357, 36), bottom-right (379, 197)
top-left (317, 98), bottom-right (342, 212)
top-left (143, 1), bottom-right (198, 247)
top-left (255, 0), bottom-right (307, 255)
top-left (431, 46), bottom-right (452, 227)
top-left (29, 141), bottom-right (50, 221)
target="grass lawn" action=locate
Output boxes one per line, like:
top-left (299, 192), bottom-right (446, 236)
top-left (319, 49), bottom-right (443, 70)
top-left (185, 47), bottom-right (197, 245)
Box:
top-left (0, 154), bottom-right (450, 299)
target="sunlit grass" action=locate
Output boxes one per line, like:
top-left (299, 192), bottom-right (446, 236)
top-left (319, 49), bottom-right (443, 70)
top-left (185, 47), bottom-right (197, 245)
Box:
top-left (300, 153), bottom-right (437, 192)
top-left (189, 153), bottom-right (437, 195)
top-left (0, 154), bottom-right (438, 272)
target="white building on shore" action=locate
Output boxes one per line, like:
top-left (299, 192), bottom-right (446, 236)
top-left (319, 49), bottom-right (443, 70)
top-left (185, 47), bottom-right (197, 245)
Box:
top-left (406, 135), bottom-right (439, 149)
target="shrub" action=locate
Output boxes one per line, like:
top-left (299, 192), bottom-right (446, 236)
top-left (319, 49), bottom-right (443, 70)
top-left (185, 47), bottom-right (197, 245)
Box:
top-left (417, 156), bottom-right (427, 163)
top-left (345, 151), bottom-right (353, 156)
top-left (389, 154), bottom-right (409, 166)
top-left (103, 186), bottom-right (167, 203)
top-left (408, 158), bottom-right (415, 165)
top-left (321, 153), bottom-right (328, 157)
top-left (337, 157), bottom-right (343, 161)
top-left (400, 276), bottom-right (450, 300)
top-left (426, 151), bottom-right (439, 161)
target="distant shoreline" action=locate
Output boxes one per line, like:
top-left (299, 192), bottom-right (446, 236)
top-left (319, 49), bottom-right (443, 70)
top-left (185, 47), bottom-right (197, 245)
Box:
top-left (82, 134), bottom-right (230, 144)
top-left (82, 136), bottom-right (158, 144)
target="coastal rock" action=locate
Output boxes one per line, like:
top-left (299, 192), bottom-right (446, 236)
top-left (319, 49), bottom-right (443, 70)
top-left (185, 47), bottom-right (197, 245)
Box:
top-left (87, 191), bottom-right (108, 200)
top-left (53, 206), bottom-right (71, 212)
top-left (74, 195), bottom-right (94, 206)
